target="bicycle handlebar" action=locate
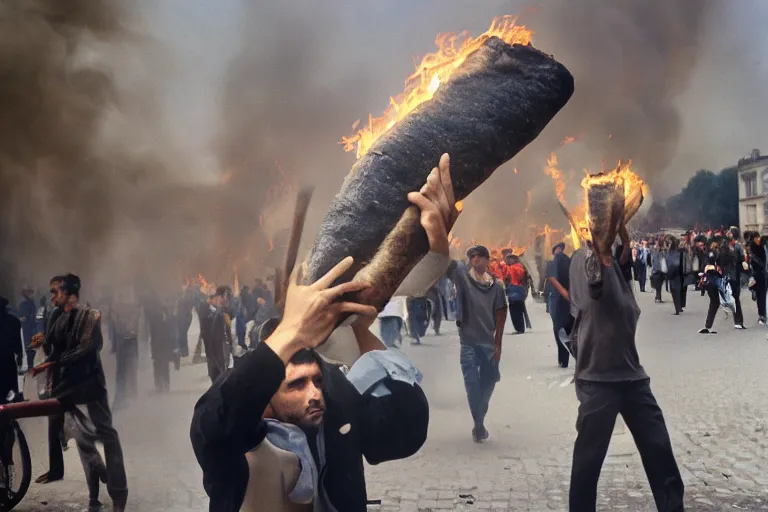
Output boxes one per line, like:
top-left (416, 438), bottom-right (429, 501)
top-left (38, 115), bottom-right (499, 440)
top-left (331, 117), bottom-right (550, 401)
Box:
top-left (0, 399), bottom-right (62, 423)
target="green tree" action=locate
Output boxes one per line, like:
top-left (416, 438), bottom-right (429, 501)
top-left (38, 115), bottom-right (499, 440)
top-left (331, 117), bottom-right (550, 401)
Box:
top-left (662, 166), bottom-right (738, 230)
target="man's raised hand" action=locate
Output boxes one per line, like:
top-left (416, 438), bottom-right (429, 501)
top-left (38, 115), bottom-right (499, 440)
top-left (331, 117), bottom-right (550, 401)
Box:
top-left (267, 257), bottom-right (378, 363)
top-left (407, 153), bottom-right (460, 256)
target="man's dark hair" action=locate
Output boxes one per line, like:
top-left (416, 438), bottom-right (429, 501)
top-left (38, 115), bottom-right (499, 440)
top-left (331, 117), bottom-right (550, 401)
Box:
top-left (51, 273), bottom-right (81, 297)
top-left (50, 275), bottom-right (67, 285)
top-left (214, 285), bottom-right (231, 298)
top-left (289, 348), bottom-right (318, 366)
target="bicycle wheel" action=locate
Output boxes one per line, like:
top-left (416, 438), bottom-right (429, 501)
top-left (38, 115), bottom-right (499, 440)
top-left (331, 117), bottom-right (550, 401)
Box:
top-left (0, 421), bottom-right (32, 511)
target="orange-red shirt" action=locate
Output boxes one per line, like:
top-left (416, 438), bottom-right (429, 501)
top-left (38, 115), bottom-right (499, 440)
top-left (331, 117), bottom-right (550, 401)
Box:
top-left (489, 261), bottom-right (510, 283)
top-left (507, 262), bottom-right (526, 287)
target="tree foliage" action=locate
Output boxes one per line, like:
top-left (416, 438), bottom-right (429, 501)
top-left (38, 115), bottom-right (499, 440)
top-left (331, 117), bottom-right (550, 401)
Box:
top-left (635, 166), bottom-right (738, 232)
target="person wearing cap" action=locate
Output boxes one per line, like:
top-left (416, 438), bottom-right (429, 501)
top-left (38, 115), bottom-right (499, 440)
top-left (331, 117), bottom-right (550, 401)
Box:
top-left (503, 252), bottom-right (528, 334)
top-left (447, 244), bottom-right (507, 443)
top-left (545, 242), bottom-right (572, 368)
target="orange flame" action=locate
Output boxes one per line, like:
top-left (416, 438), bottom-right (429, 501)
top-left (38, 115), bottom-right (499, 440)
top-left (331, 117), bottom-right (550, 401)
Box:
top-left (544, 153), bottom-right (566, 202)
top-left (341, 16), bottom-right (533, 157)
top-left (560, 136), bottom-right (576, 146)
top-left (197, 273), bottom-right (216, 296)
top-left (455, 200), bottom-right (464, 212)
top-left (524, 190), bottom-right (532, 216)
top-left (513, 167), bottom-right (519, 174)
top-left (268, 237), bottom-right (275, 252)
top-left (233, 266), bottom-right (240, 298)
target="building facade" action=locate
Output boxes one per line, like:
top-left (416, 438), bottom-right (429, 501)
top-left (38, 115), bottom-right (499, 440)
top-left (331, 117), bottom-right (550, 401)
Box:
top-left (738, 149), bottom-right (768, 235)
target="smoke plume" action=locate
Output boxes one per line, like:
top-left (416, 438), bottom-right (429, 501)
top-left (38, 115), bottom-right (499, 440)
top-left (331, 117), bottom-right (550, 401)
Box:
top-left (3, 0), bottom-right (766, 297)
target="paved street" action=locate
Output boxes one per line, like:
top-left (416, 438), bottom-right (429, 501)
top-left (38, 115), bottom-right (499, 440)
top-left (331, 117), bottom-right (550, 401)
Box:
top-left (13, 287), bottom-right (768, 511)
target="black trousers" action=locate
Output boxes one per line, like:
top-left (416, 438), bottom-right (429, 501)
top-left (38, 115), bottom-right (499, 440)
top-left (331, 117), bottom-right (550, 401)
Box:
top-left (680, 284), bottom-right (688, 309)
top-left (152, 358), bottom-right (171, 393)
top-left (570, 379), bottom-right (684, 512)
top-left (705, 285), bottom-right (720, 329)
top-left (177, 313), bottom-right (192, 357)
top-left (670, 285), bottom-right (682, 314)
top-left (552, 325), bottom-right (570, 367)
top-left (113, 338), bottom-right (138, 411)
top-left (508, 301), bottom-right (526, 333)
top-left (68, 392), bottom-right (128, 506)
top-left (651, 273), bottom-right (664, 301)
top-left (46, 413), bottom-right (66, 478)
top-left (729, 278), bottom-right (743, 325)
top-left (755, 274), bottom-right (766, 319)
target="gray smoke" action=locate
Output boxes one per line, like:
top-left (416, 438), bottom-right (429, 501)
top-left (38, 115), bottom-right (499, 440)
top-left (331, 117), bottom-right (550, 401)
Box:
top-left (3, 0), bottom-right (766, 296)
top-left (0, 0), bottom-right (133, 294)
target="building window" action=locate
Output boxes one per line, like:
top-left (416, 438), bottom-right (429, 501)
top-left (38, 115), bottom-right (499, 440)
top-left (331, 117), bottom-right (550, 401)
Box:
top-left (746, 204), bottom-right (757, 224)
top-left (745, 173), bottom-right (758, 197)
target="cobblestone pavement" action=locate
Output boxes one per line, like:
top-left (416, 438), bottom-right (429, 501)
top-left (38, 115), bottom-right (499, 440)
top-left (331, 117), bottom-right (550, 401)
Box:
top-left (13, 287), bottom-right (768, 511)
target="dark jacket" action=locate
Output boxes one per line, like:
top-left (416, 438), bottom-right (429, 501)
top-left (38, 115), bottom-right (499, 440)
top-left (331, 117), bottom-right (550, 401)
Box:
top-left (748, 241), bottom-right (766, 278)
top-left (190, 343), bottom-right (429, 512)
top-left (666, 249), bottom-right (682, 288)
top-left (45, 306), bottom-right (106, 405)
top-left (18, 297), bottom-right (37, 346)
top-left (0, 310), bottom-right (23, 400)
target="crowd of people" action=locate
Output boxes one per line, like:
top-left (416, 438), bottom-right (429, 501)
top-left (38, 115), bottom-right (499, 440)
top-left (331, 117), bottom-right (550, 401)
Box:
top-left (626, 226), bottom-right (766, 334)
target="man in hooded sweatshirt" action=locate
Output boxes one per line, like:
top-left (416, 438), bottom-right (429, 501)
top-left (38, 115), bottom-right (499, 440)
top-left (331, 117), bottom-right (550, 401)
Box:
top-left (448, 245), bottom-right (507, 443)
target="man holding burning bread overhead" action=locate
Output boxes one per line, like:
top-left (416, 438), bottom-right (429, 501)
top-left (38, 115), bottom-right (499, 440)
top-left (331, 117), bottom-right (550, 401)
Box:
top-left (190, 156), bottom-right (464, 512)
top-left (567, 170), bottom-right (684, 511)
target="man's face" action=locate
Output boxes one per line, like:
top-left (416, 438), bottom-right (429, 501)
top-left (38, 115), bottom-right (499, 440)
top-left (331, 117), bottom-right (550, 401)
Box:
top-left (697, 241), bottom-right (705, 251)
top-left (49, 282), bottom-right (67, 307)
top-left (641, 240), bottom-right (648, 247)
top-left (470, 255), bottom-right (489, 274)
top-left (270, 361), bottom-right (325, 428)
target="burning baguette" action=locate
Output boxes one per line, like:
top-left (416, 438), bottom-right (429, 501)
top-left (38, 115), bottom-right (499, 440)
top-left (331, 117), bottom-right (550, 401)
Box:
top-left (559, 163), bottom-right (646, 250)
top-left (304, 37), bottom-right (573, 310)
top-left (582, 173), bottom-right (626, 258)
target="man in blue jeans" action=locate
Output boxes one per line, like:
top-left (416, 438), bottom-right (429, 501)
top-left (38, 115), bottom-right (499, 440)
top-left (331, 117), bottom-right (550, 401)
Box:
top-left (448, 245), bottom-right (507, 443)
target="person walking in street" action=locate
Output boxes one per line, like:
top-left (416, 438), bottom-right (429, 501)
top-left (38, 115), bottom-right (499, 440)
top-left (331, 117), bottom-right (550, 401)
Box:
top-left (720, 227), bottom-right (748, 329)
top-left (110, 288), bottom-right (141, 412)
top-left (449, 244), bottom-right (507, 443)
top-left (636, 240), bottom-right (649, 292)
top-left (568, 226), bottom-right (684, 511)
top-left (699, 246), bottom-right (725, 334)
top-left (650, 240), bottom-right (666, 303)
top-left (426, 285), bottom-right (444, 335)
top-left (745, 231), bottom-right (766, 325)
top-left (144, 292), bottom-right (177, 394)
top-left (378, 297), bottom-right (406, 348)
top-left (32, 274), bottom-right (128, 512)
top-left (504, 253), bottom-right (528, 334)
top-left (666, 238), bottom-right (684, 315)
top-left (406, 295), bottom-right (428, 344)
top-left (546, 242), bottom-right (572, 368)
top-left (198, 286), bottom-right (234, 383)
top-left (18, 286), bottom-right (38, 372)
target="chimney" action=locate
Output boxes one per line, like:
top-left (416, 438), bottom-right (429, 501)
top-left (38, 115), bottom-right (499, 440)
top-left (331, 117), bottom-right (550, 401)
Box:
top-left (752, 149), bottom-right (760, 160)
